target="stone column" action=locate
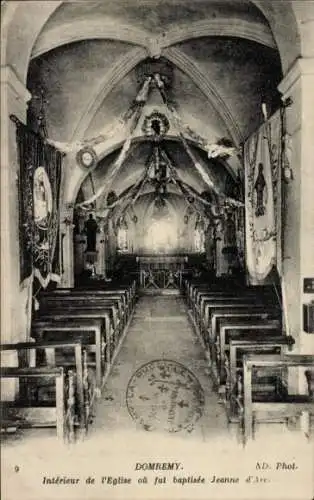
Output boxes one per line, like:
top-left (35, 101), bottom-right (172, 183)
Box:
top-left (1, 66), bottom-right (31, 342)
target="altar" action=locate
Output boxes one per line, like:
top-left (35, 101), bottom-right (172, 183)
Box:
top-left (136, 254), bottom-right (188, 289)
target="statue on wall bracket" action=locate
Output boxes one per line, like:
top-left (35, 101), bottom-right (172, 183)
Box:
top-left (84, 213), bottom-right (98, 252)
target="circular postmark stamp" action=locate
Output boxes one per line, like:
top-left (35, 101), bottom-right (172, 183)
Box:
top-left (126, 360), bottom-right (205, 433)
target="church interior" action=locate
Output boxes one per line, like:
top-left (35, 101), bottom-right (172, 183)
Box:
top-left (1, 1), bottom-right (314, 481)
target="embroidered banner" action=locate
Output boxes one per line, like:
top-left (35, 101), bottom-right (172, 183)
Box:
top-left (15, 119), bottom-right (63, 286)
top-left (16, 122), bottom-right (35, 281)
top-left (244, 110), bottom-right (282, 284)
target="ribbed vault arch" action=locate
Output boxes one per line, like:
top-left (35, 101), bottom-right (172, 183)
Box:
top-left (163, 47), bottom-right (243, 145)
top-left (70, 47), bottom-right (148, 141)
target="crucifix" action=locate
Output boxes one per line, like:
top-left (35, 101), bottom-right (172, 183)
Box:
top-left (254, 162), bottom-right (266, 217)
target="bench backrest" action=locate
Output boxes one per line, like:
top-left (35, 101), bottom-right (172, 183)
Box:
top-left (243, 354), bottom-right (314, 368)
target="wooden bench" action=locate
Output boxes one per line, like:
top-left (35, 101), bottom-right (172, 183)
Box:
top-left (38, 297), bottom-right (122, 335)
top-left (197, 291), bottom-right (276, 326)
top-left (36, 309), bottom-right (119, 369)
top-left (217, 318), bottom-right (281, 382)
top-left (207, 308), bottom-right (280, 372)
top-left (32, 319), bottom-right (105, 389)
top-left (239, 354), bottom-right (314, 444)
top-left (225, 335), bottom-right (295, 420)
top-left (1, 340), bottom-right (96, 436)
top-left (36, 307), bottom-right (112, 342)
top-left (41, 289), bottom-right (131, 321)
top-left (203, 300), bottom-right (280, 338)
top-left (52, 303), bottom-right (123, 348)
top-left (192, 306), bottom-right (279, 380)
top-left (39, 288), bottom-right (130, 314)
top-left (209, 306), bottom-right (281, 343)
top-left (188, 282), bottom-right (274, 309)
top-left (1, 367), bottom-right (75, 442)
top-left (75, 278), bottom-right (137, 309)
top-left (197, 297), bottom-right (271, 334)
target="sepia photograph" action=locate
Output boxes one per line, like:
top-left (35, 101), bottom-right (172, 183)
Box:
top-left (1, 1), bottom-right (314, 499)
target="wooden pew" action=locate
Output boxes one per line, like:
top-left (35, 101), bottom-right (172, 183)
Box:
top-left (1, 340), bottom-right (94, 436)
top-left (40, 291), bottom-right (129, 327)
top-left (209, 305), bottom-right (281, 343)
top-left (45, 303), bottom-right (121, 349)
top-left (197, 296), bottom-right (269, 334)
top-left (41, 288), bottom-right (132, 318)
top-left (38, 297), bottom-right (122, 335)
top-left (36, 308), bottom-right (111, 344)
top-left (36, 309), bottom-right (118, 370)
top-left (32, 319), bottom-right (105, 390)
top-left (203, 300), bottom-right (280, 338)
top-left (225, 335), bottom-right (295, 421)
top-left (1, 367), bottom-right (74, 442)
top-left (239, 354), bottom-right (314, 444)
top-left (188, 282), bottom-right (274, 311)
top-left (197, 290), bottom-right (276, 327)
top-left (75, 277), bottom-right (137, 309)
top-left (217, 319), bottom-right (281, 383)
top-left (207, 308), bottom-right (281, 377)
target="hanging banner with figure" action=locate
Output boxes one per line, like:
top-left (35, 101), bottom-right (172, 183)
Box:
top-left (13, 117), bottom-right (63, 286)
top-left (244, 110), bottom-right (282, 284)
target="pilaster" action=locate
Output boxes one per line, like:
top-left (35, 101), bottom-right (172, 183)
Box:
top-left (277, 58), bottom-right (314, 382)
top-left (1, 65), bottom-right (31, 342)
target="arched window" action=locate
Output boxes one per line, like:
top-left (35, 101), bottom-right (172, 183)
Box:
top-left (194, 228), bottom-right (205, 253)
top-left (194, 217), bottom-right (205, 253)
top-left (117, 228), bottom-right (128, 252)
top-left (146, 219), bottom-right (177, 253)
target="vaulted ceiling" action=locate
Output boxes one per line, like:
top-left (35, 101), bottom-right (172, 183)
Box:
top-left (26, 0), bottom-right (283, 209)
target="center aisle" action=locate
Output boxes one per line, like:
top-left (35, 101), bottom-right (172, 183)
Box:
top-left (88, 295), bottom-right (232, 447)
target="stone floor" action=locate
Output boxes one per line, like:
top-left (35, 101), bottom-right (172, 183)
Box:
top-left (86, 295), bottom-right (232, 447)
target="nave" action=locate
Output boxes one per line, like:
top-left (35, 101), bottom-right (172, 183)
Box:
top-left (2, 287), bottom-right (313, 451)
top-left (2, 290), bottom-right (314, 500)
top-left (88, 295), bottom-right (229, 444)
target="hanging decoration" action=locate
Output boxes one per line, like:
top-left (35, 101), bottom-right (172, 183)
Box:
top-left (75, 71), bottom-right (243, 215)
top-left (76, 146), bottom-right (98, 169)
top-left (152, 74), bottom-right (243, 208)
top-left (142, 111), bottom-right (170, 138)
top-left (76, 75), bottom-right (152, 208)
top-left (12, 115), bottom-right (63, 287)
top-left (244, 108), bottom-right (282, 284)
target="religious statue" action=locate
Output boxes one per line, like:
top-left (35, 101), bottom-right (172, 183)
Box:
top-left (84, 214), bottom-right (98, 252)
top-left (254, 163), bottom-right (266, 217)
